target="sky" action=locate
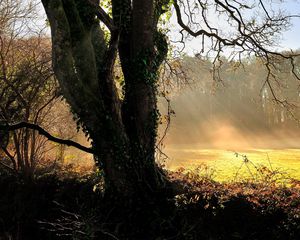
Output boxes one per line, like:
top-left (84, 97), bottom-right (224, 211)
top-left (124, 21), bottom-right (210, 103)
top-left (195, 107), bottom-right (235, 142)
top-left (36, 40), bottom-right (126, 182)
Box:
top-left (168, 0), bottom-right (300, 55)
top-left (280, 1), bottom-right (300, 50)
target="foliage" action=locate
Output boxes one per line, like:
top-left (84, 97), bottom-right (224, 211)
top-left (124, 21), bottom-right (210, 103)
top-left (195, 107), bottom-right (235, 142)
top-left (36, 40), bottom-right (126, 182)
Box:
top-left (170, 165), bottom-right (300, 239)
top-left (0, 166), bottom-right (101, 240)
top-left (0, 163), bottom-right (299, 239)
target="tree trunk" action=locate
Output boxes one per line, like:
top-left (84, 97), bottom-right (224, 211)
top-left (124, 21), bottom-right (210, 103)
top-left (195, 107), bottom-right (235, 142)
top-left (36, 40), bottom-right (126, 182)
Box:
top-left (41, 0), bottom-right (170, 201)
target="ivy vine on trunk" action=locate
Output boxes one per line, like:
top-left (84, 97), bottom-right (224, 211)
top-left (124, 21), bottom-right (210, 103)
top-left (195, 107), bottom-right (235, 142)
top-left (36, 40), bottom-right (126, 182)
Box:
top-left (41, 0), bottom-right (170, 199)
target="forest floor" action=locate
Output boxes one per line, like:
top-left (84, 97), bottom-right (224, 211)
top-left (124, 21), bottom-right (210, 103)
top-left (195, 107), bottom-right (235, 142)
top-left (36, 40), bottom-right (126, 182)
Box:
top-left (0, 164), bottom-right (299, 240)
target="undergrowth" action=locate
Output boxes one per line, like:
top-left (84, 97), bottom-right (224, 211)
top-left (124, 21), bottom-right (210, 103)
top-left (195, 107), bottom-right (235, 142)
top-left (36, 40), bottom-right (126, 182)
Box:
top-left (0, 157), bottom-right (299, 240)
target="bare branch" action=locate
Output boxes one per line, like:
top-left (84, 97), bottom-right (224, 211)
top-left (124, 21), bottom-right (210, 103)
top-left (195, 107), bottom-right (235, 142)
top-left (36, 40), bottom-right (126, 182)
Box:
top-left (173, 0), bottom-right (235, 46)
top-left (0, 146), bottom-right (17, 170)
top-left (0, 160), bottom-right (15, 172)
top-left (0, 122), bottom-right (94, 154)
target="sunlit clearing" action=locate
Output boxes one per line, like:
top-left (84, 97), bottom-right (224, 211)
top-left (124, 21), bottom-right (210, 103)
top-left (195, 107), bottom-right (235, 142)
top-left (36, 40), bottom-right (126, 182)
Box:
top-left (158, 56), bottom-right (300, 182)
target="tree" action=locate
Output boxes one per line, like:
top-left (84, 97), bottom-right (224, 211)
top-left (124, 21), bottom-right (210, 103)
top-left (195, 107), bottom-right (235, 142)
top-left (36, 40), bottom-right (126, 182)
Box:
top-left (1, 0), bottom-right (299, 200)
top-left (0, 37), bottom-right (56, 178)
top-left (40, 0), bottom-right (171, 200)
top-left (0, 0), bottom-right (58, 178)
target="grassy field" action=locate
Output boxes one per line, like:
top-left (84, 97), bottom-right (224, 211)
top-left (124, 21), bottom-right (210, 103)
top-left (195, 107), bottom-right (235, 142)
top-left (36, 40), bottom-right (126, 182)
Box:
top-left (165, 146), bottom-right (300, 181)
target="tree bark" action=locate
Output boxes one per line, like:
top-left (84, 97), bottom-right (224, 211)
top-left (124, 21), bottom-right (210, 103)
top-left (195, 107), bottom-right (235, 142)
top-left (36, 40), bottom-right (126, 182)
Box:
top-left (42, 0), bottom-right (171, 200)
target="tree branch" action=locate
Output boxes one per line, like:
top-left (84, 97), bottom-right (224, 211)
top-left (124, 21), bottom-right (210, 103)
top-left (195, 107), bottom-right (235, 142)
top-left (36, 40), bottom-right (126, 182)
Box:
top-left (87, 0), bottom-right (116, 32)
top-left (173, 0), bottom-right (235, 46)
top-left (0, 161), bottom-right (15, 173)
top-left (0, 122), bottom-right (94, 154)
top-left (1, 146), bottom-right (17, 170)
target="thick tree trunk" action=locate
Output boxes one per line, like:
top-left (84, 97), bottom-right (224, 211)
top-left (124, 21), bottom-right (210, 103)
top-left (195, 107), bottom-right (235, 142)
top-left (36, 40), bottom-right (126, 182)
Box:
top-left (42, 0), bottom-right (171, 200)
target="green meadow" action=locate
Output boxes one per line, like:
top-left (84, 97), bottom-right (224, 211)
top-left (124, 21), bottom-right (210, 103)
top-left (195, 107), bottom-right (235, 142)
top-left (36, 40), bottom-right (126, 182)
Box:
top-left (166, 147), bottom-right (300, 182)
